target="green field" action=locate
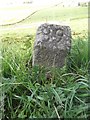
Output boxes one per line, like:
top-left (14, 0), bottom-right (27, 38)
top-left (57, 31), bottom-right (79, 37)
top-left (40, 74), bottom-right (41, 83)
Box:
top-left (0, 6), bottom-right (88, 25)
top-left (1, 5), bottom-right (89, 119)
top-left (1, 6), bottom-right (88, 37)
top-left (24, 6), bottom-right (88, 23)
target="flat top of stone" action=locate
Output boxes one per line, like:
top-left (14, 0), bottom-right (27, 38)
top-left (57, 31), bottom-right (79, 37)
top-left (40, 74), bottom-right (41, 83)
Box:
top-left (35, 23), bottom-right (71, 51)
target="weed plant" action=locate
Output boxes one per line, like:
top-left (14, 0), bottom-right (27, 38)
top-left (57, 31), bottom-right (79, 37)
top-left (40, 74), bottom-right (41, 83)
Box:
top-left (1, 33), bottom-right (89, 119)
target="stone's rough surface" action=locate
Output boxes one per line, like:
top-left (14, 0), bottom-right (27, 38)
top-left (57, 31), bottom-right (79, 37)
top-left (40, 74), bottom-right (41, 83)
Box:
top-left (33, 23), bottom-right (71, 68)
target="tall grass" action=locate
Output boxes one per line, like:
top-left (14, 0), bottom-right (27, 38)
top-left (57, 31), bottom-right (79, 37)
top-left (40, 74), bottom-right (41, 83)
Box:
top-left (67, 36), bottom-right (88, 74)
top-left (1, 33), bottom-right (89, 119)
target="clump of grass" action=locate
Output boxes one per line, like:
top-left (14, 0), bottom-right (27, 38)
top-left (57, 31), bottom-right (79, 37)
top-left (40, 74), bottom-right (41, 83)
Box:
top-left (66, 36), bottom-right (88, 74)
top-left (1, 34), bottom-right (89, 119)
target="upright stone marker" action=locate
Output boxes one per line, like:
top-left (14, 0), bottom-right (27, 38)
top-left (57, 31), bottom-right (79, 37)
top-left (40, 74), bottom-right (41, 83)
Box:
top-left (33, 23), bottom-right (71, 68)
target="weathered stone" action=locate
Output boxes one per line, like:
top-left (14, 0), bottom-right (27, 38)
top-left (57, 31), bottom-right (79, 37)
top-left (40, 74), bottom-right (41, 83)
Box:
top-left (33, 23), bottom-right (71, 68)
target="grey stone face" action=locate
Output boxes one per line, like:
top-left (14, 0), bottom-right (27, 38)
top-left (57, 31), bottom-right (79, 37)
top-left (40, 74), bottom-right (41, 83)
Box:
top-left (33, 23), bottom-right (71, 68)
